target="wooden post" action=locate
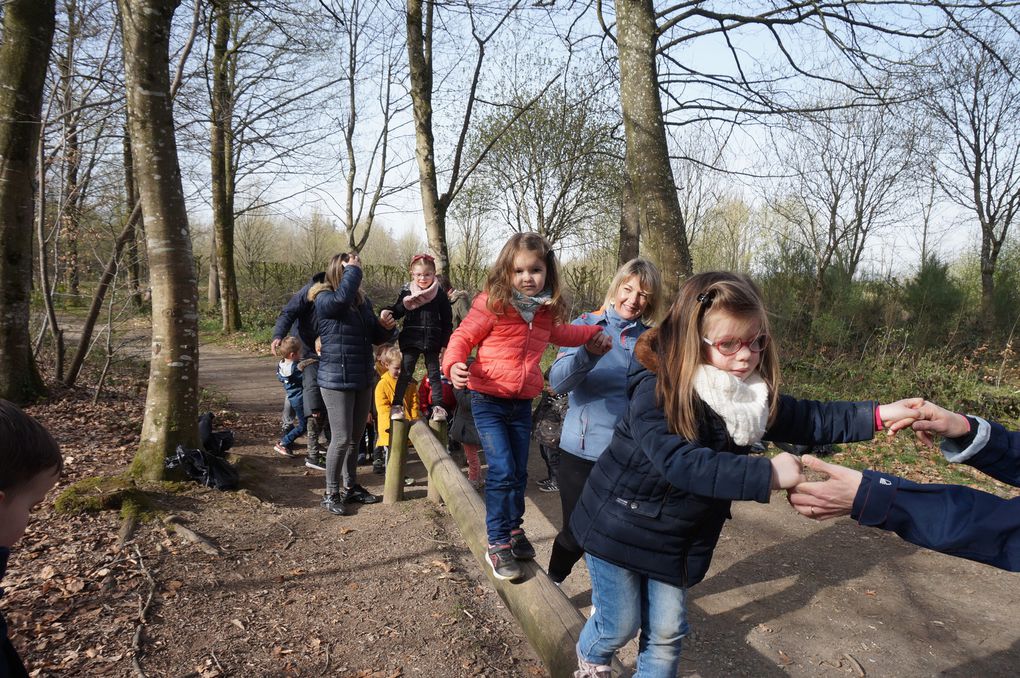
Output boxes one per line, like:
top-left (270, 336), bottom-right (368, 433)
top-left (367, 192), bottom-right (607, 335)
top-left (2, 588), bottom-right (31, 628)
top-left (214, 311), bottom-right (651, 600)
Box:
top-left (408, 421), bottom-right (595, 678)
top-left (426, 420), bottom-right (447, 503)
top-left (383, 418), bottom-right (410, 504)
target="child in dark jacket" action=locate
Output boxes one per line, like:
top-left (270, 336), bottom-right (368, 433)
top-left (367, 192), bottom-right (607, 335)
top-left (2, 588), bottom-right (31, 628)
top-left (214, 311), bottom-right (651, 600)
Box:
top-left (569, 272), bottom-right (920, 678)
top-left (449, 385), bottom-right (483, 489)
top-left (531, 382), bottom-right (568, 492)
top-left (380, 254), bottom-right (453, 422)
top-left (274, 336), bottom-right (307, 457)
top-left (1, 400), bottom-right (63, 677)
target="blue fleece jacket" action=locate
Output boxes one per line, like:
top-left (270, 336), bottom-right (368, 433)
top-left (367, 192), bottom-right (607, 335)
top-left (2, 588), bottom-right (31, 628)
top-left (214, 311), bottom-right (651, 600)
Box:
top-left (549, 306), bottom-right (650, 462)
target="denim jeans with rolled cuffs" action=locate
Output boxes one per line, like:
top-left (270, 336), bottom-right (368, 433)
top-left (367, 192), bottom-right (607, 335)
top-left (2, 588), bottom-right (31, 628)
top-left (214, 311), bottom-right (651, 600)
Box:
top-left (471, 392), bottom-right (533, 545)
top-left (578, 554), bottom-right (690, 678)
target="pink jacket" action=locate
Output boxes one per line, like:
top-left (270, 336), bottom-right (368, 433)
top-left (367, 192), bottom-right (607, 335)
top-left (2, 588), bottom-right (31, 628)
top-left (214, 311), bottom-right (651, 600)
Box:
top-left (442, 292), bottom-right (600, 400)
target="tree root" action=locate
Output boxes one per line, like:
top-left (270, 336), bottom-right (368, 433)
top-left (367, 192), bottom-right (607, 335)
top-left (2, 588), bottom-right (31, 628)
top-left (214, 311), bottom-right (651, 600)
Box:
top-left (162, 514), bottom-right (221, 556)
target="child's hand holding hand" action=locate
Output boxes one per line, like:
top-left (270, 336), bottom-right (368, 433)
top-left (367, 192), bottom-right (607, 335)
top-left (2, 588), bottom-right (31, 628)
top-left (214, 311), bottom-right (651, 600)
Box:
top-left (380, 309), bottom-right (394, 324)
top-left (450, 362), bottom-right (470, 389)
top-left (769, 451), bottom-right (805, 490)
top-left (877, 397), bottom-right (925, 436)
top-left (585, 329), bottom-right (612, 356)
top-left (379, 311), bottom-right (396, 330)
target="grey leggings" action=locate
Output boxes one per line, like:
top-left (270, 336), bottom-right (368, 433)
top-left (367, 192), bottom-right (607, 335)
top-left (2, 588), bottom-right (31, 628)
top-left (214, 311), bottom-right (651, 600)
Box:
top-left (320, 386), bottom-right (372, 494)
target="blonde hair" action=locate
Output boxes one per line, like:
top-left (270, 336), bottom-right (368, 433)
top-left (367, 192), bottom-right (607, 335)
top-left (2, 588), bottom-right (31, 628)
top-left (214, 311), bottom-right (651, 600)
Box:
top-left (308, 252), bottom-right (364, 306)
top-left (484, 232), bottom-right (568, 323)
top-left (655, 271), bottom-right (780, 441)
top-left (379, 344), bottom-right (402, 367)
top-left (603, 258), bottom-right (664, 325)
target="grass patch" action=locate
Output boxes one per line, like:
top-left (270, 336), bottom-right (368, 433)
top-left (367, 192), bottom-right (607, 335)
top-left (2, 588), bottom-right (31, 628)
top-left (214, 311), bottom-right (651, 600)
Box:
top-left (54, 473), bottom-right (192, 520)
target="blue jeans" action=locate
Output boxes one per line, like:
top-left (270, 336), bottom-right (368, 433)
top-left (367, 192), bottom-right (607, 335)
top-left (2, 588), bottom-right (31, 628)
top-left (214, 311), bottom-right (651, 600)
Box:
top-left (471, 392), bottom-right (532, 545)
top-left (280, 391), bottom-right (307, 447)
top-left (578, 554), bottom-right (690, 678)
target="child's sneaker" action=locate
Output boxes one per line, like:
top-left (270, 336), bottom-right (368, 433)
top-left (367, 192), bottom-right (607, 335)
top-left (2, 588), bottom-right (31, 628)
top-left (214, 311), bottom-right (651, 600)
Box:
top-left (274, 443), bottom-right (295, 457)
top-left (305, 453), bottom-right (326, 471)
top-left (537, 478), bottom-right (559, 492)
top-left (469, 477), bottom-right (484, 491)
top-left (509, 528), bottom-right (535, 560)
top-left (390, 406), bottom-right (405, 421)
top-left (430, 405), bottom-right (447, 422)
top-left (486, 543), bottom-right (522, 581)
top-left (574, 655), bottom-right (613, 678)
top-left (343, 484), bottom-right (379, 504)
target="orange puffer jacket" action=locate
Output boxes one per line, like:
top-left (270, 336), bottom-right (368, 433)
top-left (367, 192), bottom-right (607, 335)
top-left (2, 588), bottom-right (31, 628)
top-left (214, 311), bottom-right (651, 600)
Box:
top-left (442, 292), bottom-right (600, 400)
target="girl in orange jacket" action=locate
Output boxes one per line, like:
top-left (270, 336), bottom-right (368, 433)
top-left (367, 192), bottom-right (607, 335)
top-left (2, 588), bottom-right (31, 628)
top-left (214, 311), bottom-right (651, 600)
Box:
top-left (442, 233), bottom-right (607, 581)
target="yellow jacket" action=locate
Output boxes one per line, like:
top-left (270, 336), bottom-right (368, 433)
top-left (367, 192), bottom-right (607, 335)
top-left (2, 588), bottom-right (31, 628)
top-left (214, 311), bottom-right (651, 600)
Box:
top-left (375, 371), bottom-right (419, 447)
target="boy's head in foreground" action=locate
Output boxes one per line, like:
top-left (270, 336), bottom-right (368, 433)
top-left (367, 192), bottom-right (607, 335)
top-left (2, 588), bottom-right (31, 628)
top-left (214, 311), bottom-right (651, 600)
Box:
top-left (278, 336), bottom-right (302, 362)
top-left (0, 400), bottom-right (62, 548)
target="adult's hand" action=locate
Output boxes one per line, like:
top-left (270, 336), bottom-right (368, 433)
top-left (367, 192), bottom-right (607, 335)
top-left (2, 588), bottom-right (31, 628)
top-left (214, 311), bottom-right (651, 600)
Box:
top-left (270, 337), bottom-right (282, 356)
top-left (450, 362), bottom-right (470, 389)
top-left (769, 451), bottom-right (805, 490)
top-left (379, 311), bottom-right (396, 330)
top-left (344, 252), bottom-right (362, 269)
top-left (892, 399), bottom-right (971, 447)
top-left (786, 455), bottom-right (862, 520)
top-left (584, 329), bottom-right (612, 356)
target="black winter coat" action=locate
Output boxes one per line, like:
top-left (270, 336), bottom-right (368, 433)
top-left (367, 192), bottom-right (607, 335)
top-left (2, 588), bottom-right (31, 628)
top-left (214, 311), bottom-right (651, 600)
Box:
top-left (272, 272), bottom-right (325, 359)
top-left (389, 286), bottom-right (452, 353)
top-left (449, 387), bottom-right (480, 446)
top-left (314, 266), bottom-right (396, 392)
top-left (1, 548), bottom-right (29, 678)
top-left (570, 332), bottom-right (876, 588)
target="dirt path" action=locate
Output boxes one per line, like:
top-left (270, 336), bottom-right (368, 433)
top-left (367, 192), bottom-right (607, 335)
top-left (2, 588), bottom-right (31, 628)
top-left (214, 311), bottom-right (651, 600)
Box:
top-left (189, 342), bottom-right (1019, 677)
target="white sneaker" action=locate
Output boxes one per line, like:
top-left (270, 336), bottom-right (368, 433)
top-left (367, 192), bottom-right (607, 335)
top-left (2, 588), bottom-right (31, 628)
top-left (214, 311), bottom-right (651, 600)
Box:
top-left (574, 656), bottom-right (612, 678)
top-left (431, 405), bottom-right (447, 422)
top-left (390, 406), bottom-right (404, 420)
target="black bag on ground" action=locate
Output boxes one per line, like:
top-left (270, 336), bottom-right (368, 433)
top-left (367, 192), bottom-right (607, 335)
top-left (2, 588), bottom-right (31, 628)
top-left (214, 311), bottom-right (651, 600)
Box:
top-left (199, 411), bottom-right (234, 457)
top-left (166, 444), bottom-right (239, 490)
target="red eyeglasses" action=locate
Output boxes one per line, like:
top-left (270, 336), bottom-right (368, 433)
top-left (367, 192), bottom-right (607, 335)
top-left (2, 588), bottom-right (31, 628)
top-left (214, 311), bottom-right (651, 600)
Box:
top-left (702, 334), bottom-right (768, 356)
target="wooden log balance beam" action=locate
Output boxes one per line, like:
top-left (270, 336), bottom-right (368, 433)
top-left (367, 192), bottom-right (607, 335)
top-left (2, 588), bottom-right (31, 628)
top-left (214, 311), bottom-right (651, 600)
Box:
top-left (407, 419), bottom-right (588, 678)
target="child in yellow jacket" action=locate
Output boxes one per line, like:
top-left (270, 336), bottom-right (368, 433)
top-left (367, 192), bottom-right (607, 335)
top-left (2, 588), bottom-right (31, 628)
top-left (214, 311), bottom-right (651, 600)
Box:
top-left (375, 346), bottom-right (420, 452)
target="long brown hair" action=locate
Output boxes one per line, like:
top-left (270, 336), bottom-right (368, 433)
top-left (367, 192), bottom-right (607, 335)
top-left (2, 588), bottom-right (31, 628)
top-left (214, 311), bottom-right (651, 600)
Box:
top-left (655, 271), bottom-right (780, 441)
top-left (484, 232), bottom-right (568, 323)
top-left (308, 252), bottom-right (364, 305)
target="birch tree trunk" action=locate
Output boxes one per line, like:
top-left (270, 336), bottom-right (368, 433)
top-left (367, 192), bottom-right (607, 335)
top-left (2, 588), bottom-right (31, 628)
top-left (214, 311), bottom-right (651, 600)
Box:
top-left (616, 0), bottom-right (690, 295)
top-left (406, 0), bottom-right (451, 275)
top-left (210, 0), bottom-right (241, 332)
top-left (0, 0), bottom-right (55, 403)
top-left (118, 0), bottom-right (200, 479)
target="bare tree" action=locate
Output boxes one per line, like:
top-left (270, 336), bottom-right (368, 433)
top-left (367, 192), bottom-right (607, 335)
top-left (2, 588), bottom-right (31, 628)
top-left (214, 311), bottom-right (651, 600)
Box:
top-left (118, 0), bottom-right (201, 478)
top-left (926, 36), bottom-right (1020, 324)
top-left (768, 101), bottom-right (914, 317)
top-left (0, 0), bottom-right (56, 402)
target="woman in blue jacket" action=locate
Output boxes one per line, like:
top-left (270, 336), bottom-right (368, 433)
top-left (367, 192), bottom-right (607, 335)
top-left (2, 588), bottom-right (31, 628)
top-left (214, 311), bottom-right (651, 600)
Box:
top-left (309, 252), bottom-right (396, 516)
top-left (789, 399), bottom-right (1020, 572)
top-left (546, 258), bottom-right (663, 583)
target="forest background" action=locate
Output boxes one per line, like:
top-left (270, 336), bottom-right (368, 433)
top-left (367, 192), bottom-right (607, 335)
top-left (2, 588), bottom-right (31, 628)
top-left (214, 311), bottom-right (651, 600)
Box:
top-left (4, 0), bottom-right (1020, 489)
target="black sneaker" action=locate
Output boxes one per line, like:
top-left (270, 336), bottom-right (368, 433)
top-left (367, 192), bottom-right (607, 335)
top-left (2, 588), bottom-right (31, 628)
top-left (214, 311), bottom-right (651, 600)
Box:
top-left (322, 492), bottom-right (346, 516)
top-left (372, 460), bottom-right (385, 475)
top-left (305, 454), bottom-right (326, 471)
top-left (509, 529), bottom-right (536, 560)
top-left (344, 484), bottom-right (379, 504)
top-left (486, 543), bottom-right (522, 581)
top-left (537, 478), bottom-right (559, 492)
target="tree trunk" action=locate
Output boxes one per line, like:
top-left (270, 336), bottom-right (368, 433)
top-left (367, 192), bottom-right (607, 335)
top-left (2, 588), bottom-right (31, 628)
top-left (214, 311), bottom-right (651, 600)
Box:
top-left (406, 0), bottom-right (451, 275)
top-left (616, 0), bottom-right (690, 295)
top-left (210, 0), bottom-right (241, 332)
top-left (118, 0), bottom-right (200, 480)
top-left (0, 0), bottom-right (55, 403)
top-left (123, 124), bottom-right (145, 310)
top-left (618, 176), bottom-right (640, 265)
top-left (208, 228), bottom-right (220, 306)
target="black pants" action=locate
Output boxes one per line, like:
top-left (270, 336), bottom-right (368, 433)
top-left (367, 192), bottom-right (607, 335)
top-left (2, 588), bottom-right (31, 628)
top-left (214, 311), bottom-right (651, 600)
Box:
top-left (547, 451), bottom-right (596, 582)
top-left (394, 348), bottom-right (442, 411)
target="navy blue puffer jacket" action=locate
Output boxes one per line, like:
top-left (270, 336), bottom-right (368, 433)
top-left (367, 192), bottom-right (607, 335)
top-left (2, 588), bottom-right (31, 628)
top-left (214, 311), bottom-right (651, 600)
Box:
top-left (570, 331), bottom-right (876, 588)
top-left (313, 266), bottom-right (396, 392)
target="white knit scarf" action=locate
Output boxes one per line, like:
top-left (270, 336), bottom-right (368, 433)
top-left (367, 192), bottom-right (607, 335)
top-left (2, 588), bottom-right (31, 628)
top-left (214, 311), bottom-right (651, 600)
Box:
top-left (691, 364), bottom-right (769, 446)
